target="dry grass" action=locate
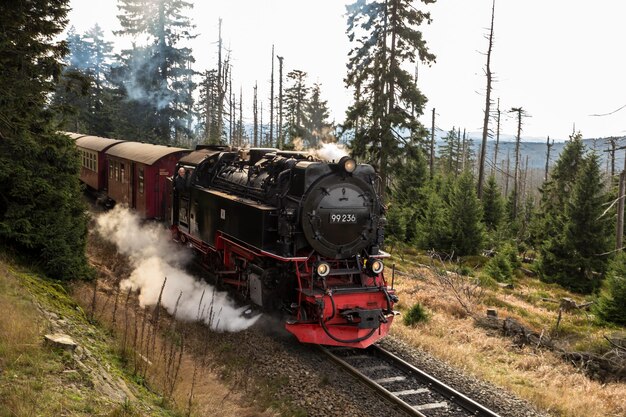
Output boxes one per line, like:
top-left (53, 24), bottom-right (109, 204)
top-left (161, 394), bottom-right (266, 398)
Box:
top-left (0, 259), bottom-right (139, 417)
top-left (392, 266), bottom-right (626, 417)
top-left (72, 281), bottom-right (271, 417)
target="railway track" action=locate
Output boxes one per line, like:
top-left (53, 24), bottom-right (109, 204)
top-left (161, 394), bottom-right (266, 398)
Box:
top-left (319, 344), bottom-right (502, 417)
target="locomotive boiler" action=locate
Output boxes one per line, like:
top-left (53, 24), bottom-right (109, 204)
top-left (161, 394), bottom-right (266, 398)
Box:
top-left (170, 146), bottom-right (398, 348)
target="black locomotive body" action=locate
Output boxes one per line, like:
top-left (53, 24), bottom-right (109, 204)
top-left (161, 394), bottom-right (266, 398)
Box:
top-left (171, 147), bottom-right (398, 348)
top-left (174, 147), bottom-right (384, 258)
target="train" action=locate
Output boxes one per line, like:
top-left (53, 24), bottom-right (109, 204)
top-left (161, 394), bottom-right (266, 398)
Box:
top-left (69, 132), bottom-right (398, 348)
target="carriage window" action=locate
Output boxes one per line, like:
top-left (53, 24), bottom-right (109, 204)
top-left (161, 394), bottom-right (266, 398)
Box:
top-left (138, 168), bottom-right (144, 194)
top-left (114, 162), bottom-right (119, 182)
top-left (120, 163), bottom-right (125, 183)
top-left (109, 161), bottom-right (113, 179)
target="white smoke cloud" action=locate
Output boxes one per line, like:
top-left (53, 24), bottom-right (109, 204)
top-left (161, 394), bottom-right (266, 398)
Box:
top-left (291, 136), bottom-right (350, 163)
top-left (96, 206), bottom-right (260, 332)
top-left (311, 142), bottom-right (349, 162)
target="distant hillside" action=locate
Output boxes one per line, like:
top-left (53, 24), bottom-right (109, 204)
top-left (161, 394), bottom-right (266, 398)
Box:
top-left (435, 132), bottom-right (623, 172)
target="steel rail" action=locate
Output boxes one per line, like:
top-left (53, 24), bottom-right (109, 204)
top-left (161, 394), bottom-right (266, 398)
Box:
top-left (319, 344), bottom-right (502, 417)
top-left (318, 345), bottom-right (428, 417)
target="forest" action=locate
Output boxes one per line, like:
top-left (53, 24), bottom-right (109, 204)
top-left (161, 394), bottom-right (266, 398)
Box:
top-left (0, 0), bottom-right (624, 330)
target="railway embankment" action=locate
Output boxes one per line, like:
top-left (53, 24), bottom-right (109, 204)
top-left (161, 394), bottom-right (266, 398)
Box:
top-left (0, 252), bottom-right (185, 416)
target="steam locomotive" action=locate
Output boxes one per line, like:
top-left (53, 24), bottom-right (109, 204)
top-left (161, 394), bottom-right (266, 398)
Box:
top-left (171, 147), bottom-right (398, 347)
top-left (71, 132), bottom-right (397, 348)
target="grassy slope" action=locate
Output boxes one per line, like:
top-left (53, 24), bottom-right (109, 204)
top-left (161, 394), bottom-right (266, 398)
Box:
top-left (388, 247), bottom-right (626, 417)
top-left (0, 254), bottom-right (184, 417)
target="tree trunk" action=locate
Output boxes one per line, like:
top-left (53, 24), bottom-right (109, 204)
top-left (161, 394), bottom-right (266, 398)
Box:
top-left (269, 45), bottom-right (274, 147)
top-left (253, 82), bottom-right (258, 147)
top-left (478, 0), bottom-right (496, 199)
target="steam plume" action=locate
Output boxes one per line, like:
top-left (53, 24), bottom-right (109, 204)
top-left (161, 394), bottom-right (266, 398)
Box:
top-left (291, 135), bottom-right (350, 163)
top-left (96, 206), bottom-right (260, 332)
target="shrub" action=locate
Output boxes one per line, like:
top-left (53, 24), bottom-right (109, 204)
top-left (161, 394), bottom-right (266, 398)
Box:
top-left (403, 303), bottom-right (429, 326)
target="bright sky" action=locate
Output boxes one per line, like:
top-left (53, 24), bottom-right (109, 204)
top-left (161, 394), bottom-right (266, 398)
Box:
top-left (67, 0), bottom-right (626, 141)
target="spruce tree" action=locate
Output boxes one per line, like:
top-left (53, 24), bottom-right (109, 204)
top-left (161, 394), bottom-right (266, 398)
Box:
top-left (391, 144), bottom-right (428, 241)
top-left (532, 134), bottom-right (585, 243)
top-left (115, 0), bottom-right (196, 143)
top-left (53, 24), bottom-right (115, 136)
top-left (438, 128), bottom-right (460, 175)
top-left (197, 69), bottom-right (224, 144)
top-left (448, 172), bottom-right (485, 256)
top-left (344, 0), bottom-right (435, 201)
top-left (306, 83), bottom-right (333, 147)
top-left (482, 174), bottom-right (504, 231)
top-left (539, 153), bottom-right (611, 293)
top-left (0, 0), bottom-right (90, 280)
top-left (416, 183), bottom-right (450, 251)
top-left (283, 70), bottom-right (310, 147)
top-left (594, 252), bottom-right (626, 325)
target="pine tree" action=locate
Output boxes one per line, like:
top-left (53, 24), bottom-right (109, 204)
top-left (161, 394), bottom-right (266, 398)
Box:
top-left (538, 153), bottom-right (612, 293)
top-left (448, 172), bottom-right (485, 256)
top-left (594, 252), bottom-right (626, 325)
top-left (344, 0), bottom-right (435, 201)
top-left (0, 0), bottom-right (91, 280)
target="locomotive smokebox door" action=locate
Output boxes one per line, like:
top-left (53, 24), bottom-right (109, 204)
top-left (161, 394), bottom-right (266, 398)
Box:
top-left (301, 175), bottom-right (378, 259)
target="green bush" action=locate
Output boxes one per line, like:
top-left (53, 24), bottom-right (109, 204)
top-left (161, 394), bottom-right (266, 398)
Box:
top-left (403, 303), bottom-right (429, 326)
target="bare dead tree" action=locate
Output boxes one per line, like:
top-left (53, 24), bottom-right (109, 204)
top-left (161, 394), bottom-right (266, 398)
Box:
top-left (122, 288), bottom-right (132, 355)
top-left (253, 82), bottom-right (258, 147)
top-left (111, 283), bottom-right (120, 327)
top-left (259, 101), bottom-right (263, 146)
top-left (461, 128), bottom-right (467, 172)
top-left (504, 150), bottom-right (510, 195)
top-left (545, 136), bottom-right (554, 182)
top-left (509, 106), bottom-right (526, 219)
top-left (269, 44), bottom-right (275, 147)
top-left (215, 19), bottom-right (227, 144)
top-left (455, 127), bottom-right (462, 175)
top-left (430, 107), bottom-right (435, 179)
top-left (492, 97), bottom-right (501, 176)
top-left (238, 87), bottom-right (243, 146)
top-left (478, 0), bottom-right (496, 199)
top-left (90, 277), bottom-right (98, 321)
top-left (150, 277), bottom-right (167, 358)
top-left (229, 78), bottom-right (234, 144)
top-left (617, 171), bottom-right (626, 250)
top-left (429, 255), bottom-right (486, 318)
top-left (604, 137), bottom-right (618, 178)
top-left (277, 55), bottom-right (284, 149)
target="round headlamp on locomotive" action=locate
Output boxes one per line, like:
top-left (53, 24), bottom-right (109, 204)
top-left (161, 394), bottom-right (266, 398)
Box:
top-left (169, 146), bottom-right (397, 348)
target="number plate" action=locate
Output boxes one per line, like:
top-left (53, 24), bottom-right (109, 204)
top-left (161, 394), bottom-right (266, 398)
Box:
top-left (329, 213), bottom-right (357, 223)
